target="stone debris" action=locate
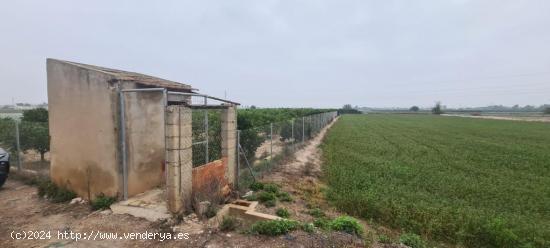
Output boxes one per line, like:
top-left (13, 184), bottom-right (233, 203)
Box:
top-left (70, 197), bottom-right (85, 204)
top-left (100, 209), bottom-right (112, 215)
top-left (243, 191), bottom-right (254, 198)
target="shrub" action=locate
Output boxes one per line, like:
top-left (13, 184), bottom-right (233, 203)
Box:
top-left (307, 208), bottom-right (325, 218)
top-left (302, 223), bottom-right (315, 233)
top-left (277, 192), bottom-right (293, 202)
top-left (378, 234), bottom-right (392, 244)
top-left (220, 216), bottom-right (239, 231)
top-left (257, 192), bottom-right (276, 202)
top-left (263, 183), bottom-right (280, 194)
top-left (204, 205), bottom-right (218, 218)
top-left (244, 194), bottom-right (257, 201)
top-left (249, 181), bottom-right (264, 191)
top-left (37, 179), bottom-right (77, 203)
top-left (91, 193), bottom-right (116, 210)
top-left (313, 218), bottom-right (331, 230)
top-left (263, 199), bottom-right (276, 208)
top-left (249, 219), bottom-right (299, 236)
top-left (276, 208), bottom-right (290, 218)
top-left (462, 217), bottom-right (520, 248)
top-left (399, 233), bottom-right (426, 248)
top-left (329, 216), bottom-right (363, 236)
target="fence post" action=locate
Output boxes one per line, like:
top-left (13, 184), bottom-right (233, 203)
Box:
top-left (14, 120), bottom-right (22, 171)
top-left (291, 120), bottom-right (294, 150)
top-left (270, 123), bottom-right (273, 162)
top-left (204, 110), bottom-right (209, 163)
top-left (236, 130), bottom-right (240, 189)
top-left (302, 117), bottom-right (305, 143)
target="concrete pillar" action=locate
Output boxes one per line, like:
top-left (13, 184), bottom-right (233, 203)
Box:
top-left (165, 105), bottom-right (192, 213)
top-left (221, 105), bottom-right (237, 186)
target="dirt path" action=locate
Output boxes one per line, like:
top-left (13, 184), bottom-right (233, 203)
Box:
top-left (257, 117), bottom-right (354, 227)
top-left (268, 116), bottom-right (340, 182)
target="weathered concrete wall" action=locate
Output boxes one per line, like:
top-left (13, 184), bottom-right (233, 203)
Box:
top-left (221, 106), bottom-right (237, 186)
top-left (47, 59), bottom-right (120, 199)
top-left (165, 105), bottom-right (192, 213)
top-left (122, 84), bottom-right (167, 197)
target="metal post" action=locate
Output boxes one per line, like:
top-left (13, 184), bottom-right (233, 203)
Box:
top-left (14, 120), bottom-right (22, 171)
top-left (302, 117), bottom-right (305, 143)
top-left (204, 110), bottom-right (209, 163)
top-left (162, 89), bottom-right (168, 191)
top-left (118, 90), bottom-right (128, 200)
top-left (291, 120), bottom-right (294, 149)
top-left (204, 97), bottom-right (209, 164)
top-left (270, 123), bottom-right (273, 161)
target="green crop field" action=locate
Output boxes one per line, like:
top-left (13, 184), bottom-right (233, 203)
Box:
top-left (322, 114), bottom-right (550, 248)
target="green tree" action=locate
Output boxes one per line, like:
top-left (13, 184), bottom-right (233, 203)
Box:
top-left (544, 107), bottom-right (550, 115)
top-left (0, 118), bottom-right (16, 152)
top-left (279, 121), bottom-right (293, 141)
top-left (22, 108), bottom-right (48, 122)
top-left (410, 106), bottom-right (420, 112)
top-left (20, 122), bottom-right (49, 161)
top-left (20, 108), bottom-right (50, 162)
top-left (432, 102), bottom-right (443, 115)
top-left (237, 114), bottom-right (264, 161)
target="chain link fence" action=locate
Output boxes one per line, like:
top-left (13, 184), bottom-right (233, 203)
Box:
top-left (237, 111), bottom-right (338, 192)
top-left (0, 117), bottom-right (50, 176)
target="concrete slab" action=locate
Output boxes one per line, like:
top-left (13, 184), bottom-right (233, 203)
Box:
top-left (210, 200), bottom-right (281, 227)
top-left (111, 189), bottom-right (171, 222)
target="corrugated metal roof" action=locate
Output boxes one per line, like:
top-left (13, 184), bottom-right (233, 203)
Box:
top-left (49, 59), bottom-right (193, 91)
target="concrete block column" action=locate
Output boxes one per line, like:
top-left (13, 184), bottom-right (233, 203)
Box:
top-left (221, 105), bottom-right (237, 186)
top-left (165, 105), bottom-right (192, 213)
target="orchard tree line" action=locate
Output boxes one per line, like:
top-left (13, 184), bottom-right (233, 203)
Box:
top-left (236, 108), bottom-right (336, 162)
top-left (0, 108), bottom-right (50, 161)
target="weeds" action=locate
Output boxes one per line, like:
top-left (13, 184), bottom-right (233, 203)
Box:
top-left (378, 234), bottom-right (392, 244)
top-left (249, 181), bottom-right (264, 191)
top-left (313, 218), bottom-right (331, 230)
top-left (307, 208), bottom-right (325, 218)
top-left (90, 193), bottom-right (116, 210)
top-left (249, 219), bottom-right (299, 236)
top-left (301, 223), bottom-right (315, 233)
top-left (399, 233), bottom-right (426, 248)
top-left (263, 183), bottom-right (280, 194)
top-left (276, 191), bottom-right (293, 202)
top-left (220, 216), bottom-right (239, 231)
top-left (263, 199), bottom-right (276, 208)
top-left (244, 194), bottom-right (257, 201)
top-left (257, 191), bottom-right (276, 203)
top-left (37, 179), bottom-right (76, 203)
top-left (329, 216), bottom-right (363, 236)
top-left (275, 208), bottom-right (290, 218)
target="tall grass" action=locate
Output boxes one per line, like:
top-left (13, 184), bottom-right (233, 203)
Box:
top-left (322, 114), bottom-right (550, 248)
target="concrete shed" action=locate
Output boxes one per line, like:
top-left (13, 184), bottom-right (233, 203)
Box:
top-left (47, 59), bottom-right (237, 213)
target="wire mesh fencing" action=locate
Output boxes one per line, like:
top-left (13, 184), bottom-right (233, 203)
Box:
top-left (0, 117), bottom-right (50, 176)
top-left (237, 111), bottom-right (338, 192)
top-left (191, 109), bottom-right (223, 167)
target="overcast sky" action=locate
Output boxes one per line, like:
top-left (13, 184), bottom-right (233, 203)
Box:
top-left (1, 0), bottom-right (549, 108)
